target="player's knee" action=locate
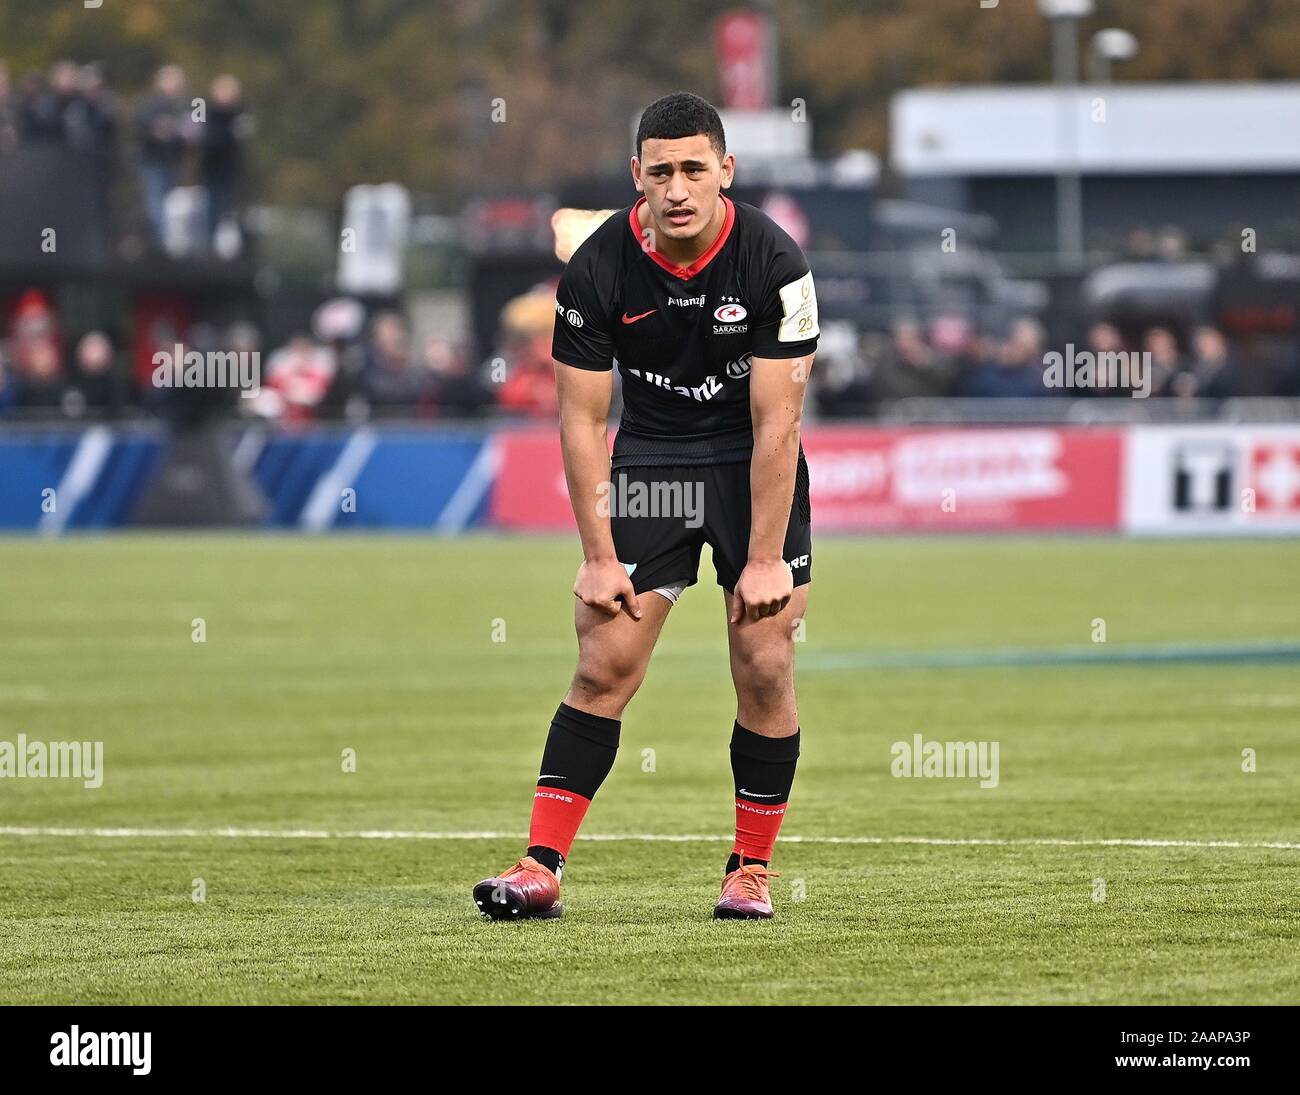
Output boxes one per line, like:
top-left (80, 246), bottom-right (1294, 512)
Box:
top-left (571, 650), bottom-right (641, 702)
top-left (730, 643), bottom-right (793, 704)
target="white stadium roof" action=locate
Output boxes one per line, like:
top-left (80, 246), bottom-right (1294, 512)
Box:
top-left (892, 83), bottom-right (1300, 176)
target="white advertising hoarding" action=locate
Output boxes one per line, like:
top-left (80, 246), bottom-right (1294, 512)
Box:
top-left (1123, 425), bottom-right (1300, 535)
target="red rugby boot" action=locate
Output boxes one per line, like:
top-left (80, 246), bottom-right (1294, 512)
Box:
top-left (473, 855), bottom-right (563, 920)
top-left (713, 858), bottom-right (780, 920)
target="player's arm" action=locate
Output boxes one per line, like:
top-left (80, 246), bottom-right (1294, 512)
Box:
top-left (551, 237), bottom-right (641, 619)
top-left (733, 247), bottom-right (820, 624)
top-left (555, 366), bottom-right (641, 620)
top-left (732, 351), bottom-right (814, 623)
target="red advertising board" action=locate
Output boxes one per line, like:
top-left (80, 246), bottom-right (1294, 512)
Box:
top-left (803, 426), bottom-right (1123, 531)
top-left (490, 428), bottom-right (579, 530)
top-left (490, 426), bottom-right (1124, 532)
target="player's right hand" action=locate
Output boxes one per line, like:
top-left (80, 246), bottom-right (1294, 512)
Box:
top-left (573, 559), bottom-right (642, 620)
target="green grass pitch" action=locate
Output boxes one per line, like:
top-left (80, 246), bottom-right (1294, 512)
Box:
top-left (0, 534), bottom-right (1297, 1004)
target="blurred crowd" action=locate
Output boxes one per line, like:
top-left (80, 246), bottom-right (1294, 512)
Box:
top-left (813, 315), bottom-right (1300, 414)
top-left (3, 57), bottom-right (1296, 427)
top-left (0, 58), bottom-right (114, 155)
top-left (248, 300), bottom-right (498, 426)
top-left (0, 58), bottom-right (252, 250)
top-left (0, 292), bottom-right (123, 418)
top-left (0, 288), bottom-right (540, 426)
top-left (7, 282), bottom-right (1296, 427)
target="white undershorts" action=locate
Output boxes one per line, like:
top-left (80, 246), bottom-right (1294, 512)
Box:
top-left (649, 581), bottom-right (689, 605)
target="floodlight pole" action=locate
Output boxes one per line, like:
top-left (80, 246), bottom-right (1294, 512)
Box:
top-left (1039, 0), bottom-right (1093, 269)
top-left (1050, 12), bottom-right (1084, 267)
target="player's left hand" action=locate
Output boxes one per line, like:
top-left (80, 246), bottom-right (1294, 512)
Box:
top-left (730, 559), bottom-right (793, 624)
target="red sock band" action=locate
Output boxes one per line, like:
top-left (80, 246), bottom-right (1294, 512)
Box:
top-left (529, 787), bottom-right (592, 858)
top-left (732, 798), bottom-right (788, 862)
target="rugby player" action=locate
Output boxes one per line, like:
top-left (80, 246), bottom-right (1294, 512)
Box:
top-left (473, 92), bottom-right (819, 921)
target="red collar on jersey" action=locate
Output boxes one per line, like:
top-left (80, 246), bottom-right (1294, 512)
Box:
top-left (628, 194), bottom-right (736, 281)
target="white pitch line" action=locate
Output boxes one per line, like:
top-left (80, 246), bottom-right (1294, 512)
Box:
top-left (0, 826), bottom-right (1296, 851)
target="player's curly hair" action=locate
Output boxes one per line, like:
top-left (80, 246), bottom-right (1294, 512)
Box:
top-left (635, 92), bottom-right (727, 161)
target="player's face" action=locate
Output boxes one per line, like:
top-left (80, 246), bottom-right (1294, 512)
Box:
top-left (633, 134), bottom-right (735, 242)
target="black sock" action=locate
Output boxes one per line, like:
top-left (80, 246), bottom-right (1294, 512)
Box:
top-left (528, 845), bottom-right (565, 875)
top-left (527, 702), bottom-right (621, 878)
top-left (725, 851), bottom-right (764, 874)
top-left (727, 721), bottom-right (800, 875)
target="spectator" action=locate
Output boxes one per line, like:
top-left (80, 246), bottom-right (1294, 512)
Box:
top-left (199, 74), bottom-right (253, 249)
top-left (1172, 325), bottom-right (1235, 402)
top-left (497, 291), bottom-right (558, 417)
top-left (226, 320), bottom-right (262, 362)
top-left (1123, 226), bottom-right (1156, 261)
top-left (15, 338), bottom-right (66, 410)
top-left (224, 321), bottom-right (264, 412)
top-left (960, 317), bottom-right (1048, 398)
top-left (66, 330), bottom-right (124, 417)
top-left (425, 335), bottom-right (493, 419)
top-left (312, 298), bottom-right (367, 419)
top-left (47, 61), bottom-right (85, 145)
top-left (134, 65), bottom-right (192, 247)
top-left (17, 70), bottom-right (62, 142)
top-left (1142, 326), bottom-right (1181, 396)
top-left (869, 318), bottom-right (956, 403)
top-left (6, 288), bottom-right (61, 354)
top-left (259, 334), bottom-right (335, 425)
top-left (1154, 226), bottom-right (1189, 263)
top-left (1085, 322), bottom-right (1128, 398)
top-left (362, 312), bottom-right (427, 412)
top-left (69, 63), bottom-right (116, 154)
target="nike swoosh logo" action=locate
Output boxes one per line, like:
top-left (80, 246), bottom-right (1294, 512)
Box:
top-left (539, 775), bottom-right (567, 781)
top-left (621, 309), bottom-right (656, 324)
top-left (738, 789), bottom-right (783, 798)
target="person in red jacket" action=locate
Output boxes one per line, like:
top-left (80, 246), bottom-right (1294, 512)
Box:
top-left (496, 290), bottom-right (559, 418)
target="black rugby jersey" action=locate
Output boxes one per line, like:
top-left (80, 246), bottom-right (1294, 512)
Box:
top-left (551, 194), bottom-right (820, 468)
